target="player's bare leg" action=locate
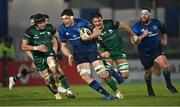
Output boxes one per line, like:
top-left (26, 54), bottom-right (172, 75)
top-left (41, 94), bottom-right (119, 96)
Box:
top-left (40, 69), bottom-right (62, 100)
top-left (77, 63), bottom-right (115, 100)
top-left (155, 55), bottom-right (178, 93)
top-left (115, 59), bottom-right (129, 79)
top-left (104, 59), bottom-right (124, 84)
top-left (151, 61), bottom-right (161, 76)
top-left (47, 56), bottom-right (75, 98)
top-left (92, 60), bottom-right (122, 99)
top-left (9, 65), bottom-right (30, 90)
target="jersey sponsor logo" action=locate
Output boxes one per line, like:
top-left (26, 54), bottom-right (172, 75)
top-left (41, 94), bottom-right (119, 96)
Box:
top-left (149, 33), bottom-right (158, 37)
top-left (141, 29), bottom-right (158, 37)
top-left (73, 35), bottom-right (77, 38)
top-left (68, 36), bottom-right (81, 41)
top-left (108, 29), bottom-right (113, 33)
top-left (40, 32), bottom-right (45, 34)
top-left (101, 29), bottom-right (113, 36)
top-left (34, 34), bottom-right (39, 39)
top-left (153, 25), bottom-right (157, 30)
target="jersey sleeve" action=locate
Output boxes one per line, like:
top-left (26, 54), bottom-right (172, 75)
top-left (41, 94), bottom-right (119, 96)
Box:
top-left (24, 29), bottom-right (32, 42)
top-left (82, 19), bottom-right (94, 31)
top-left (156, 19), bottom-right (167, 34)
top-left (51, 26), bottom-right (57, 35)
top-left (58, 27), bottom-right (67, 43)
top-left (132, 23), bottom-right (141, 36)
top-left (112, 20), bottom-right (120, 29)
top-left (47, 24), bottom-right (57, 35)
top-left (96, 40), bottom-right (106, 53)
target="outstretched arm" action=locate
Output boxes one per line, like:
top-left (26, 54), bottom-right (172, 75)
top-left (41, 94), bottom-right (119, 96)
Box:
top-left (52, 32), bottom-right (59, 54)
top-left (119, 22), bottom-right (140, 44)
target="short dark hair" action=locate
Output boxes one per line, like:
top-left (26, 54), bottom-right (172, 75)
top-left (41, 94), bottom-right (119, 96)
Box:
top-left (34, 13), bottom-right (46, 24)
top-left (90, 11), bottom-right (102, 21)
top-left (44, 14), bottom-right (49, 19)
top-left (61, 9), bottom-right (74, 17)
top-left (29, 15), bottom-right (35, 20)
top-left (140, 7), bottom-right (151, 13)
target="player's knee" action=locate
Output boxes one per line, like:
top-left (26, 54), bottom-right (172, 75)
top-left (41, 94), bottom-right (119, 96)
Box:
top-left (144, 70), bottom-right (152, 77)
top-left (81, 73), bottom-right (92, 83)
top-left (49, 66), bottom-right (57, 73)
top-left (45, 74), bottom-right (56, 85)
top-left (79, 69), bottom-right (91, 82)
top-left (162, 64), bottom-right (169, 71)
top-left (48, 60), bottom-right (57, 72)
top-left (121, 72), bottom-right (129, 79)
top-left (49, 75), bottom-right (56, 84)
top-left (95, 65), bottom-right (108, 78)
top-left (57, 64), bottom-right (64, 74)
top-left (98, 71), bottom-right (109, 79)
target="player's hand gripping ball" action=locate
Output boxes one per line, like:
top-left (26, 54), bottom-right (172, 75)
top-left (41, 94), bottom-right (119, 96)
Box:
top-left (80, 28), bottom-right (92, 41)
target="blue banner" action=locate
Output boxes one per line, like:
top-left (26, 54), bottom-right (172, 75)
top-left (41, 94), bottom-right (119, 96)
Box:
top-left (0, 0), bottom-right (8, 37)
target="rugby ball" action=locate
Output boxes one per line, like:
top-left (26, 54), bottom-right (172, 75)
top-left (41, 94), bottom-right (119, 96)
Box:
top-left (80, 27), bottom-right (92, 37)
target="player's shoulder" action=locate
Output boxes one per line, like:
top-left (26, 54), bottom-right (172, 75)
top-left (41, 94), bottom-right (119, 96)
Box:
top-left (103, 19), bottom-right (118, 27)
top-left (25, 25), bottom-right (35, 34)
top-left (45, 24), bottom-right (56, 31)
top-left (26, 25), bottom-right (35, 30)
top-left (46, 23), bottom-right (54, 28)
top-left (132, 21), bottom-right (141, 27)
top-left (151, 18), bottom-right (161, 23)
top-left (75, 18), bottom-right (89, 25)
top-left (103, 19), bottom-right (115, 24)
top-left (58, 24), bottom-right (66, 32)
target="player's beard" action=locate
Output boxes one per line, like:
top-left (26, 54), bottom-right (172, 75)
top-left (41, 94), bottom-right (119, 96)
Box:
top-left (140, 16), bottom-right (150, 24)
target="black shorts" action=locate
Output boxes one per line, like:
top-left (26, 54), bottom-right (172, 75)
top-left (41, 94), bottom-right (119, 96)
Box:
top-left (73, 50), bottom-right (101, 65)
top-left (139, 48), bottom-right (164, 70)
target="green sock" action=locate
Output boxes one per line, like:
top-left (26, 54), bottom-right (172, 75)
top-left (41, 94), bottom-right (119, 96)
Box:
top-left (105, 77), bottom-right (118, 92)
top-left (59, 76), bottom-right (70, 89)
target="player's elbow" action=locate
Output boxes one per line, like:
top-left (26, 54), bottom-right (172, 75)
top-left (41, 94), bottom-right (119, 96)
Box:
top-left (120, 22), bottom-right (129, 29)
top-left (21, 44), bottom-right (27, 51)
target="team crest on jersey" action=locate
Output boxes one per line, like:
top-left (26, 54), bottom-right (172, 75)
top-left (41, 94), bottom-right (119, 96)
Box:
top-left (66, 32), bottom-right (69, 36)
top-left (122, 54), bottom-right (126, 58)
top-left (47, 32), bottom-right (51, 35)
top-left (97, 55), bottom-right (100, 58)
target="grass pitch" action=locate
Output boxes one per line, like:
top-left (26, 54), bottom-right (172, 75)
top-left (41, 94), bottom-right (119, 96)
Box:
top-left (0, 82), bottom-right (180, 106)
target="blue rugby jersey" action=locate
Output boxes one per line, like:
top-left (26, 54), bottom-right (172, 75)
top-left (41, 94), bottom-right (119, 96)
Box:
top-left (132, 18), bottom-right (167, 56)
top-left (58, 18), bottom-right (97, 53)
